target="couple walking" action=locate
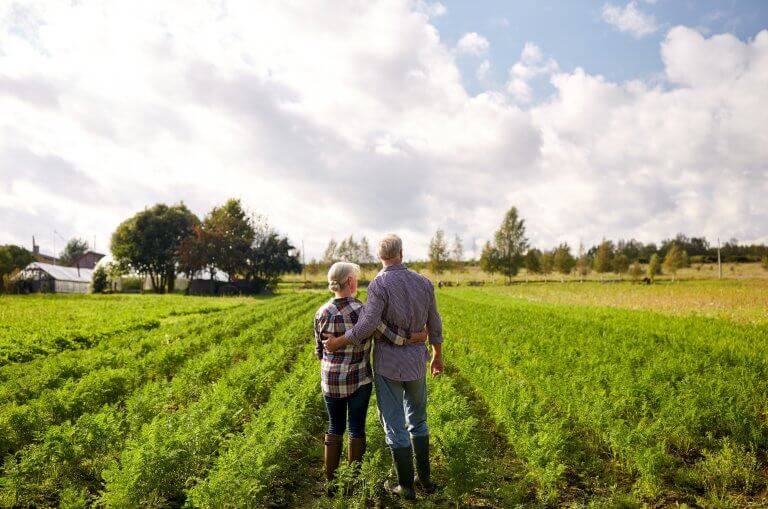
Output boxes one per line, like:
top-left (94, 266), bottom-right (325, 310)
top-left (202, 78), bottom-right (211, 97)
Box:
top-left (314, 234), bottom-right (444, 500)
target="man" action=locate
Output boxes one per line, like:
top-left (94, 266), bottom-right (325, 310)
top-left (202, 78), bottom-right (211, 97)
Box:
top-left (323, 234), bottom-right (444, 500)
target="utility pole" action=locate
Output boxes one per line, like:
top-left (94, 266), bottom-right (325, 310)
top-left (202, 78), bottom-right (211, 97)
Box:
top-left (53, 230), bottom-right (56, 266)
top-left (302, 239), bottom-right (306, 282)
top-left (717, 237), bottom-right (722, 279)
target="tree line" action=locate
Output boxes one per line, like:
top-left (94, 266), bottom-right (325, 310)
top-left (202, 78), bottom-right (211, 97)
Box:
top-left (3, 202), bottom-right (768, 293)
top-left (429, 207), bottom-right (768, 283)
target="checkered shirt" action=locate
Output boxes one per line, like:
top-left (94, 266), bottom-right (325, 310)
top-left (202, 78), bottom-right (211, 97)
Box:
top-left (314, 296), bottom-right (409, 398)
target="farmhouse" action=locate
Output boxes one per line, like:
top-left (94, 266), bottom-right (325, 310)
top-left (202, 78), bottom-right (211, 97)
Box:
top-left (14, 262), bottom-right (94, 294)
top-left (71, 250), bottom-right (106, 269)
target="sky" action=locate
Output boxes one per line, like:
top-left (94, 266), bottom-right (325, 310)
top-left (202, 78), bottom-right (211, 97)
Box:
top-left (0, 0), bottom-right (766, 261)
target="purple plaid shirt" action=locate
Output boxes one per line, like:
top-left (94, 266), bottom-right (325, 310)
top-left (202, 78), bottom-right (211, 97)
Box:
top-left (314, 297), bottom-right (410, 398)
top-left (346, 264), bottom-right (444, 381)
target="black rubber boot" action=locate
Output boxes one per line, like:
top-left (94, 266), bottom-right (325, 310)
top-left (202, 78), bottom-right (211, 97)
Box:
top-left (412, 435), bottom-right (436, 494)
top-left (385, 446), bottom-right (416, 500)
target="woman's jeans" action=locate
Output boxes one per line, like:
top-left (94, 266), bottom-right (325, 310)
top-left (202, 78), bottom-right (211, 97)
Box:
top-left (324, 383), bottom-right (373, 438)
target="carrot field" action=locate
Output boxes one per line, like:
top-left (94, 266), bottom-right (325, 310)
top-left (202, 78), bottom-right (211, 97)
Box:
top-left (0, 283), bottom-right (766, 508)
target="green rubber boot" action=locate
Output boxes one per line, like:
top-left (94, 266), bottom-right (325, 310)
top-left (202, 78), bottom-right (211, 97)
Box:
top-left (385, 446), bottom-right (416, 500)
top-left (412, 435), bottom-right (436, 494)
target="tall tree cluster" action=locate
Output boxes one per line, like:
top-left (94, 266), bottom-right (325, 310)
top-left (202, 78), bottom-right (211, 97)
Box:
top-left (471, 209), bottom-right (718, 283)
top-left (322, 235), bottom-right (374, 264)
top-left (111, 199), bottom-right (300, 293)
top-left (552, 243), bottom-right (575, 275)
top-left (428, 230), bottom-right (450, 276)
top-left (111, 203), bottom-right (198, 292)
top-left (480, 207), bottom-right (528, 283)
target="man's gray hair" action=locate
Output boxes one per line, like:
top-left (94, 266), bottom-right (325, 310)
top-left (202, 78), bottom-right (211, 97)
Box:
top-left (327, 261), bottom-right (360, 292)
top-left (378, 234), bottom-right (403, 260)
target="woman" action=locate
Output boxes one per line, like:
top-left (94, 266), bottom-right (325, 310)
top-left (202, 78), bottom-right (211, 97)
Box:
top-left (314, 261), bottom-right (427, 485)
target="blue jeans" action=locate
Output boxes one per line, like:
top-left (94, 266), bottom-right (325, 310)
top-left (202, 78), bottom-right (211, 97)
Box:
top-left (375, 373), bottom-right (428, 449)
top-left (324, 383), bottom-right (372, 438)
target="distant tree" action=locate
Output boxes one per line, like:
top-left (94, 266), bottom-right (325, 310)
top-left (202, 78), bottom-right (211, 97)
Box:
top-left (629, 260), bottom-right (643, 282)
top-left (246, 224), bottom-right (302, 290)
top-left (111, 203), bottom-right (199, 293)
top-left (0, 250), bottom-right (10, 288)
top-left (92, 265), bottom-right (108, 293)
top-left (642, 243), bottom-right (659, 262)
top-left (553, 243), bottom-right (575, 275)
top-left (178, 223), bottom-right (211, 279)
top-left (524, 248), bottom-right (541, 275)
top-left (762, 255), bottom-right (768, 271)
top-left (614, 253), bottom-right (630, 277)
top-left (680, 250), bottom-right (690, 268)
top-left (616, 239), bottom-right (644, 262)
top-left (663, 244), bottom-right (685, 282)
top-left (593, 239), bottom-right (614, 274)
top-left (0, 245), bottom-right (34, 276)
top-left (204, 199), bottom-right (256, 282)
top-left (359, 237), bottom-right (375, 264)
top-left (336, 235), bottom-right (365, 263)
top-left (59, 238), bottom-right (90, 266)
top-left (429, 229), bottom-right (450, 277)
top-left (104, 261), bottom-right (125, 292)
top-left (576, 242), bottom-right (590, 279)
top-left (337, 237), bottom-right (351, 261)
top-left (660, 233), bottom-right (710, 258)
top-left (306, 258), bottom-right (322, 276)
top-left (490, 207), bottom-right (528, 283)
top-left (451, 234), bottom-right (464, 272)
top-left (0, 245), bottom-right (34, 292)
top-left (479, 241), bottom-right (499, 277)
top-left (323, 238), bottom-right (338, 264)
top-left (540, 251), bottom-right (554, 282)
top-left (648, 253), bottom-right (662, 281)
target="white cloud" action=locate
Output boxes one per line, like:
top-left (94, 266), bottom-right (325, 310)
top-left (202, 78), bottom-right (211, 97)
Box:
top-left (506, 42), bottom-right (559, 103)
top-left (662, 26), bottom-right (752, 86)
top-left (476, 59), bottom-right (491, 80)
top-left (524, 27), bottom-right (768, 248)
top-left (602, 1), bottom-right (658, 38)
top-left (0, 3), bottom-right (766, 260)
top-left (456, 32), bottom-right (490, 56)
top-left (414, 1), bottom-right (446, 18)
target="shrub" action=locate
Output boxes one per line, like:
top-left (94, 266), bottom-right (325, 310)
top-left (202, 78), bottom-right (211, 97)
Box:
top-left (92, 266), bottom-right (108, 293)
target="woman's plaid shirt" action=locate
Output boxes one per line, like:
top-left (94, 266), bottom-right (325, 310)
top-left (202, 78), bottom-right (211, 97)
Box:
top-left (314, 296), bottom-right (409, 398)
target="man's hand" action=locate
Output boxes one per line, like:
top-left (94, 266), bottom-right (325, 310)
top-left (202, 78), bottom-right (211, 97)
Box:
top-left (407, 328), bottom-right (428, 345)
top-left (322, 332), bottom-right (347, 353)
top-left (430, 354), bottom-right (444, 377)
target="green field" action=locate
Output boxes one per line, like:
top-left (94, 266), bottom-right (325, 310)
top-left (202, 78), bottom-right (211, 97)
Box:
top-left (0, 283), bottom-right (766, 508)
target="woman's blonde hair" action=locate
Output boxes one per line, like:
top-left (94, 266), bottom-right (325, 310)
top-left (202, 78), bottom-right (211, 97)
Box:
top-left (327, 261), bottom-right (360, 292)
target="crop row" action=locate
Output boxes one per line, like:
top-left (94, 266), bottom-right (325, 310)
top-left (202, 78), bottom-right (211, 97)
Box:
top-left (440, 291), bottom-right (768, 505)
top-left (0, 294), bottom-right (247, 366)
top-left (185, 339), bottom-right (326, 507)
top-left (250, 339), bottom-right (529, 507)
top-left (0, 294), bottom-right (325, 507)
top-left (0, 295), bottom-right (307, 456)
top-left (100, 296), bottom-right (325, 507)
top-left (0, 294), bottom-right (304, 404)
